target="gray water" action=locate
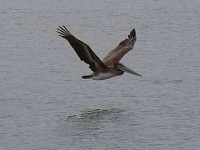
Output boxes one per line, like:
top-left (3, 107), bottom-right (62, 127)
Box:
top-left (0, 0), bottom-right (200, 150)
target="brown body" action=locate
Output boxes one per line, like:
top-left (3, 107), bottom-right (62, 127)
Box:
top-left (57, 25), bottom-right (142, 80)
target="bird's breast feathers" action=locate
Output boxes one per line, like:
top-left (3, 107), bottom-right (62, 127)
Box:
top-left (91, 72), bottom-right (117, 80)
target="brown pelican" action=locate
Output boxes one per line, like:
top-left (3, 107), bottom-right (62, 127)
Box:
top-left (57, 25), bottom-right (142, 80)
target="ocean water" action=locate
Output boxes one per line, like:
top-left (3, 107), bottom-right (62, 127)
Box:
top-left (0, 0), bottom-right (200, 150)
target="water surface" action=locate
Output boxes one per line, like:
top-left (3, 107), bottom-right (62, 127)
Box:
top-left (0, 0), bottom-right (200, 150)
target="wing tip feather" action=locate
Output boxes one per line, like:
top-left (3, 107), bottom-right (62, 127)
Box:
top-left (57, 25), bottom-right (72, 37)
top-left (128, 28), bottom-right (136, 40)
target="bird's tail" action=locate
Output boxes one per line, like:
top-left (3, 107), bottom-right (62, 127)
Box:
top-left (82, 74), bottom-right (93, 79)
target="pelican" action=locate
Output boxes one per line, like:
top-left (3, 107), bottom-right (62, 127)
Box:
top-left (57, 25), bottom-right (142, 80)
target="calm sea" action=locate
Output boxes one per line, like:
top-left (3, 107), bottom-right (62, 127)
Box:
top-left (0, 0), bottom-right (200, 149)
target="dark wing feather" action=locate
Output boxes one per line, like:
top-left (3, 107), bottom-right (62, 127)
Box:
top-left (103, 29), bottom-right (136, 66)
top-left (57, 25), bottom-right (107, 72)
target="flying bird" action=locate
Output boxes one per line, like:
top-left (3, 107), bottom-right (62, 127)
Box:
top-left (57, 25), bottom-right (142, 80)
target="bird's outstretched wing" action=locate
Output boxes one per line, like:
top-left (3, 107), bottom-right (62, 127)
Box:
top-left (57, 25), bottom-right (107, 72)
top-left (103, 29), bottom-right (136, 67)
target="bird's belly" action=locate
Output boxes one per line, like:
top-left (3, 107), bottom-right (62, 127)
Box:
top-left (91, 72), bottom-right (117, 80)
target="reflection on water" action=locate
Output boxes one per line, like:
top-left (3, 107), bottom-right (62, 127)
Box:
top-left (79, 108), bottom-right (124, 119)
top-left (65, 108), bottom-right (125, 131)
top-left (56, 108), bottom-right (129, 148)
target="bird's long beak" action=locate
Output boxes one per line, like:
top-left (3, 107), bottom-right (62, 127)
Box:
top-left (115, 63), bottom-right (142, 77)
top-left (126, 68), bottom-right (142, 77)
